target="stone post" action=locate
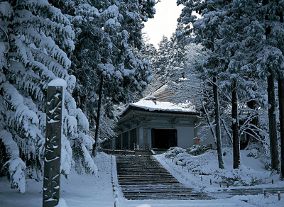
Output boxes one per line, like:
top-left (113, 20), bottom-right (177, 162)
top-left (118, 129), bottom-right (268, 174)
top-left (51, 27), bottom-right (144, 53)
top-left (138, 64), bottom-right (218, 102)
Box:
top-left (43, 79), bottom-right (65, 207)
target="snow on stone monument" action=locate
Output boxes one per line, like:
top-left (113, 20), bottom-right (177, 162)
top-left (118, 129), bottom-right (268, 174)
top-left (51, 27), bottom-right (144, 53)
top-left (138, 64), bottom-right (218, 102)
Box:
top-left (43, 79), bottom-right (66, 207)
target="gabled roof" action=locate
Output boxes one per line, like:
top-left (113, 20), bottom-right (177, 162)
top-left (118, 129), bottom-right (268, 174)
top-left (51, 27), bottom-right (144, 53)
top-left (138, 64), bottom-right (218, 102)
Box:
top-left (149, 84), bottom-right (175, 102)
top-left (120, 99), bottom-right (199, 118)
top-left (131, 99), bottom-right (196, 113)
top-left (144, 80), bottom-right (201, 107)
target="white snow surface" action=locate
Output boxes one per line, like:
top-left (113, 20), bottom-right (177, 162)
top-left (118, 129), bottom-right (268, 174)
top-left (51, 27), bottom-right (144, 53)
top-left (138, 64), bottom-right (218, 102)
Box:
top-left (154, 147), bottom-right (284, 207)
top-left (55, 199), bottom-right (68, 207)
top-left (130, 99), bottom-right (196, 112)
top-left (155, 148), bottom-right (284, 190)
top-left (0, 1), bottom-right (13, 18)
top-left (1, 152), bottom-right (284, 207)
top-left (48, 78), bottom-right (67, 87)
top-left (0, 153), bottom-right (113, 207)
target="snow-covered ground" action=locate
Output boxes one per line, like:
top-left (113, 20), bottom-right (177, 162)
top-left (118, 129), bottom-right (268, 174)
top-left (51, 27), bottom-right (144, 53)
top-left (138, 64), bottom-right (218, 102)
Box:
top-left (1, 150), bottom-right (284, 207)
top-left (154, 147), bottom-right (284, 207)
top-left (0, 153), bottom-right (114, 207)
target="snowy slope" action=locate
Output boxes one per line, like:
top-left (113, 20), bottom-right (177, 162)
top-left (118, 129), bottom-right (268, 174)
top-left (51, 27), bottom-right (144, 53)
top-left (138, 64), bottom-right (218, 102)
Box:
top-left (154, 147), bottom-right (284, 207)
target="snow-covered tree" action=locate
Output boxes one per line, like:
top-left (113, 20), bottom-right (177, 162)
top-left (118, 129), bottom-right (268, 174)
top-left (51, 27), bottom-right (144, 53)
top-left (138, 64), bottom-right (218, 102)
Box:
top-left (52, 0), bottom-right (155, 152)
top-left (177, 0), bottom-right (231, 168)
top-left (0, 0), bottom-right (96, 193)
top-left (257, 0), bottom-right (284, 176)
top-left (177, 0), bottom-right (284, 172)
top-left (145, 35), bottom-right (201, 95)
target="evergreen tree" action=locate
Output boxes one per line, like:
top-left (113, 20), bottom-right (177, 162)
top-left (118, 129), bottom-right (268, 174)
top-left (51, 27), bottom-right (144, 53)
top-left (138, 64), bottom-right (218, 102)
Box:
top-left (52, 0), bottom-right (155, 152)
top-left (258, 0), bottom-right (284, 175)
top-left (0, 0), bottom-right (96, 193)
top-left (146, 35), bottom-right (199, 97)
top-left (178, 0), bottom-right (284, 172)
top-left (177, 0), bottom-right (229, 168)
top-left (154, 36), bottom-right (172, 87)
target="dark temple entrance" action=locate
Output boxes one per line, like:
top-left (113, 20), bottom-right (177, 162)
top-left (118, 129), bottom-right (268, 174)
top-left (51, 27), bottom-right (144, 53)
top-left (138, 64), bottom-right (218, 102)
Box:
top-left (151, 128), bottom-right (177, 149)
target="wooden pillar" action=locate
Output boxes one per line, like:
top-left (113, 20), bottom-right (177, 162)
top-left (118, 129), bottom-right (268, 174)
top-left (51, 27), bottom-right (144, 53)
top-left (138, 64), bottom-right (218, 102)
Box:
top-left (43, 79), bottom-right (65, 207)
top-left (127, 131), bottom-right (130, 150)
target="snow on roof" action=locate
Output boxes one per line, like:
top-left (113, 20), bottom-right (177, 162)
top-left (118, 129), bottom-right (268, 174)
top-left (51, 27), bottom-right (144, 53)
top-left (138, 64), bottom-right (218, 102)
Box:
top-left (129, 99), bottom-right (196, 113)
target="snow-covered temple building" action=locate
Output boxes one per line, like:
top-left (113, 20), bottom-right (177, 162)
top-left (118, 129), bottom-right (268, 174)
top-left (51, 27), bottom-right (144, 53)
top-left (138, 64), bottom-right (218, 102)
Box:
top-left (113, 97), bottom-right (200, 150)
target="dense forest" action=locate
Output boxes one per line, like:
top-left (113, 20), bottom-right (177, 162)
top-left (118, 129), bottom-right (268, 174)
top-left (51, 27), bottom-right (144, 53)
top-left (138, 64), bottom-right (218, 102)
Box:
top-left (144, 0), bottom-right (284, 179)
top-left (175, 0), bottom-right (284, 177)
top-left (0, 0), bottom-right (155, 193)
top-left (0, 0), bottom-right (284, 196)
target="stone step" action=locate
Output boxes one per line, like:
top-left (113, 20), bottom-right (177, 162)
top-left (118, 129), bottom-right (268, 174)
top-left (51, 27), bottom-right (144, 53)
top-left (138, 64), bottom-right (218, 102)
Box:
top-left (118, 178), bottom-right (178, 181)
top-left (123, 191), bottom-right (201, 196)
top-left (118, 175), bottom-right (176, 179)
top-left (120, 184), bottom-right (183, 188)
top-left (115, 155), bottom-right (210, 200)
top-left (117, 181), bottom-right (179, 185)
top-left (118, 169), bottom-right (163, 171)
top-left (121, 189), bottom-right (194, 193)
top-left (118, 172), bottom-right (171, 175)
top-left (123, 193), bottom-right (209, 200)
top-left (118, 179), bottom-right (177, 183)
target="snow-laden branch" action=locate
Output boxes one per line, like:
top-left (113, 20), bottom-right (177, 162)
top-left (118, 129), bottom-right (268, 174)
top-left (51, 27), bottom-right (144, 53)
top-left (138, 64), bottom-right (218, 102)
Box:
top-left (0, 130), bottom-right (26, 193)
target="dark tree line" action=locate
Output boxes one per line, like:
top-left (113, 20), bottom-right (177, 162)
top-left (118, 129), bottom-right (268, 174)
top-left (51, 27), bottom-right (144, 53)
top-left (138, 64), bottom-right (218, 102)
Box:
top-left (177, 0), bottom-right (284, 178)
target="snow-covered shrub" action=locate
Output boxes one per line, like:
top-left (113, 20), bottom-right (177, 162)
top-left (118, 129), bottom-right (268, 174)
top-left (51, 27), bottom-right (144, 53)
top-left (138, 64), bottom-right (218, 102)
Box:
top-left (164, 147), bottom-right (186, 159)
top-left (247, 149), bottom-right (259, 158)
top-left (218, 167), bottom-right (263, 186)
top-left (162, 148), bottom-right (275, 187)
top-left (187, 145), bottom-right (212, 156)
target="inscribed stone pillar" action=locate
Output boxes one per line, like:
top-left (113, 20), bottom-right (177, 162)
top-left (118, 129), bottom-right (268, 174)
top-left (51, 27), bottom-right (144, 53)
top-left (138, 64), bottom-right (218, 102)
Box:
top-left (43, 79), bottom-right (65, 207)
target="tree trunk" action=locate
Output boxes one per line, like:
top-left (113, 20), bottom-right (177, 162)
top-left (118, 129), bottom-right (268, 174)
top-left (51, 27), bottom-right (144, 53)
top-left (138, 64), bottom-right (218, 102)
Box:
top-left (277, 2), bottom-right (283, 178)
top-left (267, 72), bottom-right (279, 171)
top-left (278, 78), bottom-right (284, 178)
top-left (93, 75), bottom-right (104, 156)
top-left (213, 77), bottom-right (224, 169)
top-left (232, 79), bottom-right (240, 169)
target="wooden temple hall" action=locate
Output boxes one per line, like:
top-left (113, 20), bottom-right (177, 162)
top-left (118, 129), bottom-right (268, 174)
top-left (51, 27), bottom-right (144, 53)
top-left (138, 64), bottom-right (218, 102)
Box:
top-left (110, 98), bottom-right (200, 150)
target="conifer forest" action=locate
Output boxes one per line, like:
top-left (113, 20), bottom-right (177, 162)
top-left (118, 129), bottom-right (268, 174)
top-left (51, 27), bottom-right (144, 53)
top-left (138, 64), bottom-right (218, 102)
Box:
top-left (0, 1), bottom-right (284, 207)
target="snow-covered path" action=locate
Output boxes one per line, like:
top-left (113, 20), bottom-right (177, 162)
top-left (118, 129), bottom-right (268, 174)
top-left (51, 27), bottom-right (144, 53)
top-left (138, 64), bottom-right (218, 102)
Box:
top-left (0, 153), bottom-right (114, 207)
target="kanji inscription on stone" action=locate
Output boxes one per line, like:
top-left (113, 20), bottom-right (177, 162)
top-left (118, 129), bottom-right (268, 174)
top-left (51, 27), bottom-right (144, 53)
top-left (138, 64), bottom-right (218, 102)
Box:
top-left (43, 83), bottom-right (64, 207)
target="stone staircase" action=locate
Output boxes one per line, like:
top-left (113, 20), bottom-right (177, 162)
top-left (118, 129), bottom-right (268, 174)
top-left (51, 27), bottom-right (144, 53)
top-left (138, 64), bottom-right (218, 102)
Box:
top-left (116, 155), bottom-right (210, 200)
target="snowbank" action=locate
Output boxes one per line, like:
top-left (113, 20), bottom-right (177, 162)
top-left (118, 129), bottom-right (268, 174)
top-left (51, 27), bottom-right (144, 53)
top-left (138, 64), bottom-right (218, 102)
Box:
top-left (156, 147), bottom-right (283, 188)
top-left (55, 199), bottom-right (68, 207)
